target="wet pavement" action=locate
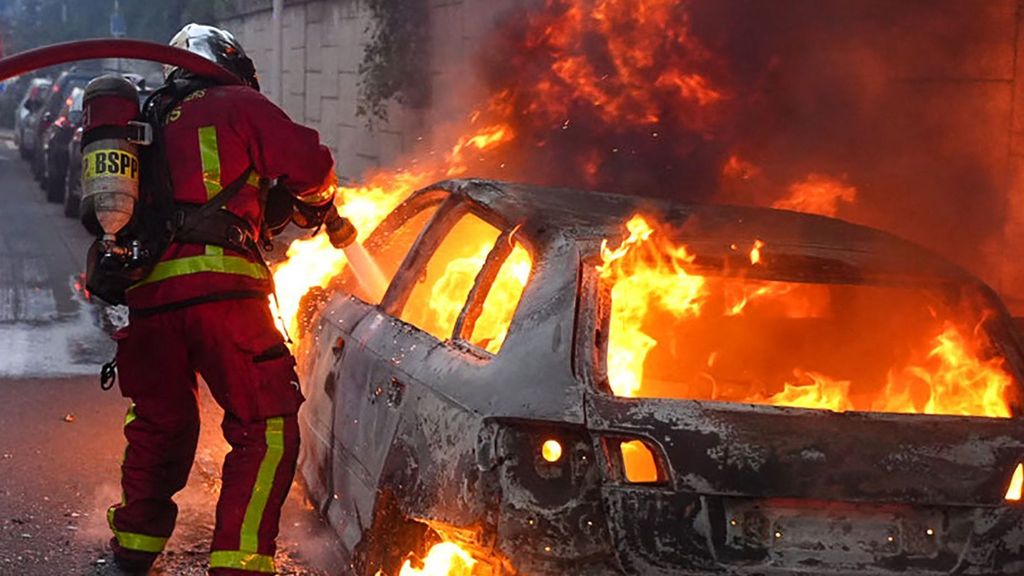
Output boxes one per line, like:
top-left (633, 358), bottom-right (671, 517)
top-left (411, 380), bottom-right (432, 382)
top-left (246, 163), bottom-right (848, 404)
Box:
top-left (0, 133), bottom-right (347, 574)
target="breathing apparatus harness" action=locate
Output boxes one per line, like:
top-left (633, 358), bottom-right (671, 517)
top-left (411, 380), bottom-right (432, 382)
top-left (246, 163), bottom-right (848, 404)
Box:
top-left (94, 78), bottom-right (271, 393)
top-left (84, 77), bottom-right (275, 307)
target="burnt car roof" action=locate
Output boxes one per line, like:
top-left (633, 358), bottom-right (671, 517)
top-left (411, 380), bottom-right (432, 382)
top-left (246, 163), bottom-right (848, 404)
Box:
top-left (422, 178), bottom-right (973, 285)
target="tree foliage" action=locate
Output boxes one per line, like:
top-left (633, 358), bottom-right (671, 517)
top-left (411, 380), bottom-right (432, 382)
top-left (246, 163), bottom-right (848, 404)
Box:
top-left (356, 0), bottom-right (431, 125)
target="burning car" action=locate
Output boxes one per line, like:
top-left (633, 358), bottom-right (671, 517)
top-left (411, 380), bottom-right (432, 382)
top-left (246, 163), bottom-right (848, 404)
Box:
top-left (294, 178), bottom-right (1024, 575)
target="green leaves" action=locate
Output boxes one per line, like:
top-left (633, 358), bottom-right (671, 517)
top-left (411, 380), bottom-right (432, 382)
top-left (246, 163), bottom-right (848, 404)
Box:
top-left (356, 0), bottom-right (432, 126)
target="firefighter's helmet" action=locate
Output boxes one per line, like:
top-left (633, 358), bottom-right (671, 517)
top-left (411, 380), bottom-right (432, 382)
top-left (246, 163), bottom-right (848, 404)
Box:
top-left (167, 23), bottom-right (259, 90)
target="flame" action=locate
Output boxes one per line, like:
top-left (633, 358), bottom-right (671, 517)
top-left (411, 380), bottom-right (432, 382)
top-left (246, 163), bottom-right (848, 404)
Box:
top-left (877, 322), bottom-right (1014, 418)
top-left (270, 0), bottom-right (725, 336)
top-left (772, 174), bottom-right (858, 217)
top-left (749, 239), bottom-right (765, 265)
top-left (373, 542), bottom-right (477, 576)
top-left (271, 122), bottom-right (514, 336)
top-left (722, 155), bottom-right (761, 180)
top-left (270, 170), bottom-right (432, 335)
top-left (446, 124), bottom-right (515, 177)
top-left (767, 370), bottom-right (854, 413)
top-left (600, 214), bottom-right (1015, 418)
top-left (520, 0), bottom-right (725, 128)
top-left (1007, 463), bottom-right (1024, 502)
top-left (598, 215), bottom-right (708, 397)
top-left (471, 244), bottom-right (532, 353)
top-left (398, 542), bottom-right (476, 576)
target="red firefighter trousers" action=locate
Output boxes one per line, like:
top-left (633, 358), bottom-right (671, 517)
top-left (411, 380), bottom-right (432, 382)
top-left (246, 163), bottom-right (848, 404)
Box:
top-left (108, 297), bottom-right (304, 575)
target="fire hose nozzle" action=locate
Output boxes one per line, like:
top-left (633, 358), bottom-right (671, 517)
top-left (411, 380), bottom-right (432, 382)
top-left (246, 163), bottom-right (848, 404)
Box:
top-left (325, 208), bottom-right (357, 249)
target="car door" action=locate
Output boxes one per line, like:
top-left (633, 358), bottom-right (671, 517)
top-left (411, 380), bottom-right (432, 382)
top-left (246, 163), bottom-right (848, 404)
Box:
top-left (339, 195), bottom-right (532, 512)
top-left (317, 191), bottom-right (447, 550)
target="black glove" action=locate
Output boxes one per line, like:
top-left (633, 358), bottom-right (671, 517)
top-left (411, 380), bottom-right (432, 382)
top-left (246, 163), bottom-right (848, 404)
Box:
top-left (292, 199), bottom-right (333, 229)
top-left (263, 184), bottom-right (294, 236)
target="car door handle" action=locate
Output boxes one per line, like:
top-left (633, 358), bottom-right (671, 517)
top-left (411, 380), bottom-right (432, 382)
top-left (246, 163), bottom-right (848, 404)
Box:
top-left (387, 378), bottom-right (406, 408)
top-left (368, 378), bottom-right (405, 408)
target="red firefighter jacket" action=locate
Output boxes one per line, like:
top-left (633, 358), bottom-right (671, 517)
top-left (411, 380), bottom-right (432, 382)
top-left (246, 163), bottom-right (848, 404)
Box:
top-left (125, 84), bottom-right (334, 311)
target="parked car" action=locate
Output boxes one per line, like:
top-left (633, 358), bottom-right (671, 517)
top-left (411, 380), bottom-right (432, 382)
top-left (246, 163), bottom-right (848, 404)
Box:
top-left (62, 74), bottom-right (151, 217)
top-left (25, 70), bottom-right (93, 184)
top-left (14, 77), bottom-right (52, 159)
top-left (296, 179), bottom-right (1024, 575)
top-left (41, 86), bottom-right (83, 203)
top-left (65, 125), bottom-right (84, 218)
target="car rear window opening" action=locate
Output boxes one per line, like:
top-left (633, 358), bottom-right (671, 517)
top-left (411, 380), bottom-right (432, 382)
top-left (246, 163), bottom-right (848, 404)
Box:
top-left (596, 214), bottom-right (1016, 419)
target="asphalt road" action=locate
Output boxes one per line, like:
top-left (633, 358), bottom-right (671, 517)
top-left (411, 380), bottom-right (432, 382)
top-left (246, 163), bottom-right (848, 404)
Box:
top-left (0, 133), bottom-right (345, 575)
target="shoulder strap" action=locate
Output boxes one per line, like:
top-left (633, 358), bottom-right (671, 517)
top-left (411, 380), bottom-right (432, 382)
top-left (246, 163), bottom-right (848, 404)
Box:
top-left (172, 166), bottom-right (254, 240)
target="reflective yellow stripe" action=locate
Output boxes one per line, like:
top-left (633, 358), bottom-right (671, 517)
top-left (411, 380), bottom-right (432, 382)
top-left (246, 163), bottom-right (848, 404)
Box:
top-left (198, 126), bottom-right (262, 258)
top-left (239, 417), bottom-right (285, 552)
top-left (198, 126), bottom-right (220, 201)
top-left (107, 507), bottom-right (168, 554)
top-left (199, 126), bottom-right (222, 258)
top-left (124, 404), bottom-right (136, 426)
top-left (209, 550), bottom-right (276, 573)
top-left (132, 254), bottom-right (269, 288)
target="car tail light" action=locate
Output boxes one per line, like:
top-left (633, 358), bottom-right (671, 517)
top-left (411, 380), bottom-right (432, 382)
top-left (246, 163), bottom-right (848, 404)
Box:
top-left (540, 439), bottom-right (563, 463)
top-left (620, 440), bottom-right (659, 483)
top-left (1005, 463), bottom-right (1023, 502)
top-left (604, 436), bottom-right (668, 484)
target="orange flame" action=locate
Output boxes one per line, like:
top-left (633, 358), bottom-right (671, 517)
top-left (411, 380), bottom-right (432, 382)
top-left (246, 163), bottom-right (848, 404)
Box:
top-left (773, 174), bottom-right (858, 217)
top-left (598, 215), bottom-right (707, 397)
top-left (767, 370), bottom-right (854, 413)
top-left (600, 214), bottom-right (1015, 418)
top-left (397, 542), bottom-right (476, 576)
top-left (877, 322), bottom-right (1014, 418)
top-left (271, 170), bottom-right (433, 335)
top-left (749, 239), bottom-right (765, 265)
top-left (271, 120), bottom-right (515, 336)
top-left (374, 542), bottom-right (478, 576)
top-left (520, 0), bottom-right (725, 128)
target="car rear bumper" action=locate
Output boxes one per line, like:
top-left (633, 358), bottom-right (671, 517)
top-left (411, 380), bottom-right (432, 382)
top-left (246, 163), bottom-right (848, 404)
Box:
top-left (491, 488), bottom-right (1024, 575)
top-left (484, 418), bottom-right (1024, 575)
top-left (605, 488), bottom-right (1024, 575)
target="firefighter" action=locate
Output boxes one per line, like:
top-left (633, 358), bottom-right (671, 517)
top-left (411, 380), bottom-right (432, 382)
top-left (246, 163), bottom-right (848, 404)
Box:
top-left (105, 24), bottom-right (339, 574)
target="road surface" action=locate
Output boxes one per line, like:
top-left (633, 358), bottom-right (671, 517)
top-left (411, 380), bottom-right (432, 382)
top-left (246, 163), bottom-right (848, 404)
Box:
top-left (0, 133), bottom-right (346, 574)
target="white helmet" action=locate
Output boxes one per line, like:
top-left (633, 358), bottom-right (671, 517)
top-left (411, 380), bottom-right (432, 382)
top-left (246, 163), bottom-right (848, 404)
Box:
top-left (166, 23), bottom-right (259, 90)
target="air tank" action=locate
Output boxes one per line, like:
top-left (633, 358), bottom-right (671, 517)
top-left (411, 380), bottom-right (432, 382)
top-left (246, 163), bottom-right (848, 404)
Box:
top-left (80, 74), bottom-right (141, 242)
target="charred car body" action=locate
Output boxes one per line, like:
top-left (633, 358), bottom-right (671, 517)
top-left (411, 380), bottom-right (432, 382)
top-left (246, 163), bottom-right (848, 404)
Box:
top-left (296, 179), bottom-right (1024, 575)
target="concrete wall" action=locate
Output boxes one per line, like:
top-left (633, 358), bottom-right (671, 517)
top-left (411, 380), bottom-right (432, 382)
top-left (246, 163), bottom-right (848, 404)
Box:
top-left (218, 0), bottom-right (1024, 306)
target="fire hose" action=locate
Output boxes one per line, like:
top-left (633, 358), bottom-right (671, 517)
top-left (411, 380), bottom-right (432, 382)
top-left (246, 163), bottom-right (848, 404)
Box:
top-left (0, 38), bottom-right (242, 86)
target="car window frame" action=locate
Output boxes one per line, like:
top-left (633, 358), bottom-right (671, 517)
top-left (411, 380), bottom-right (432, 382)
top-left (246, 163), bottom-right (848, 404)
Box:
top-left (334, 189), bottom-right (449, 304)
top-left (382, 196), bottom-right (529, 355)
